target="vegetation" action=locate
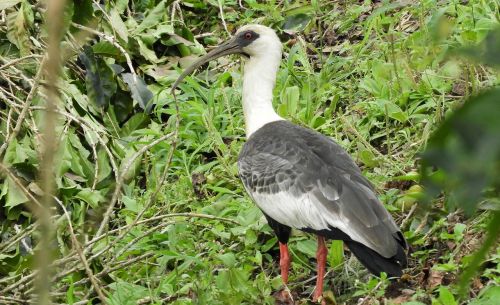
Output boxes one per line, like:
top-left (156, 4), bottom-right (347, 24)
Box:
top-left (0, 0), bottom-right (499, 304)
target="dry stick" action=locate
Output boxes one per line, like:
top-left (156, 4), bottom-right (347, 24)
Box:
top-left (0, 54), bottom-right (42, 70)
top-left (53, 197), bottom-right (108, 304)
top-left (36, 0), bottom-right (67, 303)
top-left (71, 252), bottom-right (155, 287)
top-left (339, 116), bottom-right (405, 175)
top-left (400, 203), bottom-right (418, 230)
top-left (34, 214), bottom-right (238, 295)
top-left (98, 90), bottom-right (183, 260)
top-left (96, 133), bottom-right (178, 255)
top-left (0, 55), bottom-right (35, 87)
top-left (94, 80), bottom-right (182, 244)
top-left (30, 106), bottom-right (120, 182)
top-left (217, 0), bottom-right (230, 36)
top-left (0, 295), bottom-right (27, 305)
top-left (0, 56), bottom-right (45, 157)
top-left (71, 22), bottom-right (136, 80)
top-left (93, 132), bottom-right (174, 238)
top-left (112, 213), bottom-right (239, 259)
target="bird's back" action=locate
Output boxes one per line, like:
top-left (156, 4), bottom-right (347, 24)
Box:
top-left (238, 121), bottom-right (407, 276)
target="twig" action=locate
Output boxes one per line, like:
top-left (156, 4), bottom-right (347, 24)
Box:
top-left (94, 132), bottom-right (174, 238)
top-left (0, 56), bottom-right (46, 157)
top-left (71, 22), bottom-right (136, 80)
top-left (53, 197), bottom-right (108, 304)
top-left (217, 0), bottom-right (230, 36)
top-left (0, 295), bottom-right (28, 304)
top-left (36, 0), bottom-right (67, 303)
top-left (0, 54), bottom-right (42, 70)
top-left (401, 203), bottom-right (418, 230)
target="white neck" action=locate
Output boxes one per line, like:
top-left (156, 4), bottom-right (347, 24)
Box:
top-left (242, 53), bottom-right (284, 137)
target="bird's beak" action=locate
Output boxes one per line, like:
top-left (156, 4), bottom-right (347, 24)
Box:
top-left (171, 36), bottom-right (243, 93)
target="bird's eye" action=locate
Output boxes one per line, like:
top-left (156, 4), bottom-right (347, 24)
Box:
top-left (244, 32), bottom-right (253, 39)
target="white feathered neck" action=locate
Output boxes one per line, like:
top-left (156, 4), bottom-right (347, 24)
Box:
top-left (242, 45), bottom-right (284, 137)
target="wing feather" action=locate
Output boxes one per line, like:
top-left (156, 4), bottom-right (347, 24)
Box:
top-left (238, 121), bottom-right (404, 258)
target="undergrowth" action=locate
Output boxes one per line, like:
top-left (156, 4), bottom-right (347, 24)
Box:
top-left (0, 0), bottom-right (499, 304)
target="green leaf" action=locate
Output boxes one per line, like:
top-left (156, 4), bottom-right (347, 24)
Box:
top-left (72, 0), bottom-right (93, 25)
top-left (421, 88), bottom-right (500, 214)
top-left (469, 286), bottom-right (500, 305)
top-left (92, 41), bottom-right (123, 59)
top-left (329, 240), bottom-right (344, 269)
top-left (438, 287), bottom-right (457, 305)
top-left (377, 99), bottom-right (408, 123)
top-left (79, 46), bottom-right (117, 108)
top-left (109, 9), bottom-right (128, 42)
top-left (458, 27), bottom-right (500, 67)
top-left (6, 4), bottom-right (31, 56)
top-left (96, 148), bottom-right (112, 182)
top-left (122, 195), bottom-right (140, 213)
top-left (132, 0), bottom-right (166, 34)
top-left (75, 188), bottom-right (104, 208)
top-left (283, 13), bottom-right (311, 33)
top-left (296, 239), bottom-right (316, 258)
top-left (122, 73), bottom-right (154, 113)
top-left (120, 113), bottom-right (149, 137)
top-left (282, 86), bottom-right (300, 116)
top-left (4, 177), bottom-right (29, 209)
top-left (0, 0), bottom-right (21, 10)
top-left (218, 253), bottom-right (236, 268)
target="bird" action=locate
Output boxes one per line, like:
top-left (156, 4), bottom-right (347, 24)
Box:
top-left (172, 24), bottom-right (407, 304)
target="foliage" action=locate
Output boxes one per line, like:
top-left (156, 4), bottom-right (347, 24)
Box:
top-left (420, 26), bottom-right (500, 297)
top-left (0, 0), bottom-right (499, 304)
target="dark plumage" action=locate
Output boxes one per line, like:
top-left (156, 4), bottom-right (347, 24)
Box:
top-left (238, 121), bottom-right (407, 276)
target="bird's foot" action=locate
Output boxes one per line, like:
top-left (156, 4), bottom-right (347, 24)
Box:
top-left (273, 285), bottom-right (294, 305)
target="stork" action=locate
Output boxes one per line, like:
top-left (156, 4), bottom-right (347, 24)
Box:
top-left (172, 24), bottom-right (407, 303)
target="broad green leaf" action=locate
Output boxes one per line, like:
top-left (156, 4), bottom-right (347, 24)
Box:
top-left (115, 0), bottom-right (129, 14)
top-left (296, 239), bottom-right (316, 258)
top-left (438, 287), bottom-right (457, 305)
top-left (4, 177), bottom-right (29, 209)
top-left (79, 46), bottom-right (117, 108)
top-left (282, 86), bottom-right (300, 116)
top-left (119, 113), bottom-right (149, 137)
top-left (218, 252), bottom-right (236, 268)
top-left (458, 27), bottom-right (500, 68)
top-left (122, 195), bottom-right (140, 213)
top-left (6, 5), bottom-right (31, 56)
top-left (97, 149), bottom-right (112, 182)
top-left (122, 73), bottom-right (154, 113)
top-left (109, 9), bottom-right (128, 42)
top-left (283, 13), bottom-right (311, 33)
top-left (136, 38), bottom-right (159, 62)
top-left (75, 188), bottom-right (104, 208)
top-left (92, 41), bottom-right (123, 59)
top-left (132, 0), bottom-right (166, 34)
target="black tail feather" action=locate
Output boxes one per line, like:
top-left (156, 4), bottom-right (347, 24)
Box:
top-left (345, 239), bottom-right (407, 278)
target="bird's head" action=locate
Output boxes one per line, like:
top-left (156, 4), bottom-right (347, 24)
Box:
top-left (172, 24), bottom-right (281, 92)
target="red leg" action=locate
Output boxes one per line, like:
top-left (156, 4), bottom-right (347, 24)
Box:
top-left (313, 235), bottom-right (328, 303)
top-left (279, 242), bottom-right (291, 284)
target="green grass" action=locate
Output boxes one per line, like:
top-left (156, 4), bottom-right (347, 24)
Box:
top-left (0, 0), bottom-right (499, 304)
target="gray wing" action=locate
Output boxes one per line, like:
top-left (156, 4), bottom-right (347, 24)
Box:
top-left (238, 121), bottom-right (403, 258)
